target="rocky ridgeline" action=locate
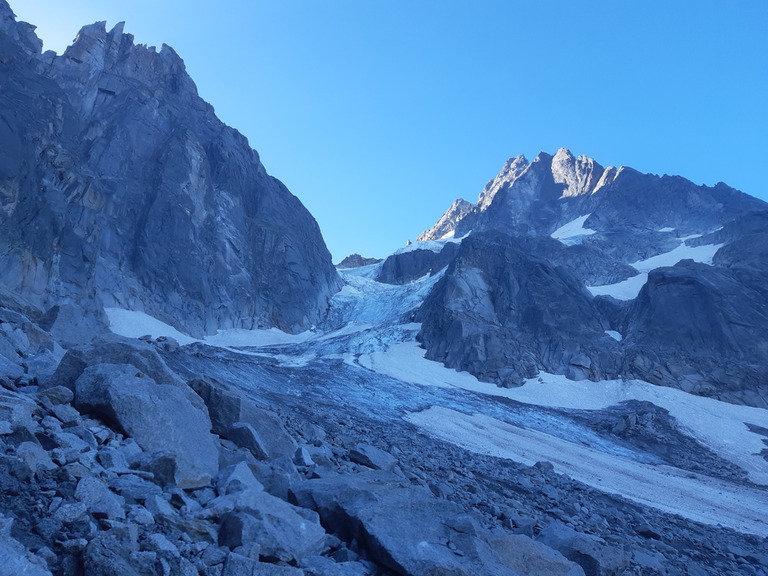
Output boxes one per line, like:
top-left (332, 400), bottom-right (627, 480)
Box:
top-left (335, 255), bottom-right (383, 269)
top-left (409, 149), bottom-right (768, 407)
top-left (2, 296), bottom-right (767, 576)
top-left (0, 1), bottom-right (341, 340)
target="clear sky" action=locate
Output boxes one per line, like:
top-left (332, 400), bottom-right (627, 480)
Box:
top-left (12, 1), bottom-right (768, 261)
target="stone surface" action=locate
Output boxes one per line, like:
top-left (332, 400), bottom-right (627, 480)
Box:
top-left (377, 243), bottom-right (459, 285)
top-left (417, 232), bottom-right (621, 387)
top-left (0, 6), bottom-right (341, 338)
top-left (75, 476), bottom-right (126, 520)
top-left (336, 254), bottom-right (383, 269)
top-left (74, 363), bottom-right (218, 488)
top-left (348, 443), bottom-right (397, 471)
top-left (214, 488), bottom-right (328, 563)
top-left (291, 471), bottom-right (583, 576)
top-left (190, 378), bottom-right (297, 458)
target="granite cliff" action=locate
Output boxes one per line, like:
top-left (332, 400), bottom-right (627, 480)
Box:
top-left (0, 2), bottom-right (341, 341)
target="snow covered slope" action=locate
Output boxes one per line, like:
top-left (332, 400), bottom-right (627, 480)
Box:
top-left (109, 266), bottom-right (768, 541)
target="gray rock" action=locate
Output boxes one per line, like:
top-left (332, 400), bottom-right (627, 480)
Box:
top-left (291, 470), bottom-right (583, 576)
top-left (214, 489), bottom-right (328, 563)
top-left (83, 530), bottom-right (142, 576)
top-left (416, 198), bottom-right (473, 242)
top-left (301, 555), bottom-right (372, 576)
top-left (348, 443), bottom-right (397, 471)
top-left (293, 446), bottom-right (314, 467)
top-left (622, 260), bottom-right (768, 406)
top-left (190, 378), bottom-right (297, 458)
top-left (248, 456), bottom-right (301, 501)
top-left (75, 363), bottom-right (218, 488)
top-left (15, 441), bottom-right (57, 476)
top-left (109, 474), bottom-right (163, 504)
top-left (53, 502), bottom-right (88, 525)
top-left (377, 243), bottom-right (459, 285)
top-left (228, 422), bottom-right (269, 460)
top-left (0, 389), bottom-right (37, 433)
top-left (217, 461), bottom-right (264, 495)
top-left (0, 354), bottom-right (23, 381)
top-left (537, 521), bottom-right (630, 576)
top-left (0, 515), bottom-right (53, 576)
top-left (222, 553), bottom-right (304, 576)
top-left (417, 232), bottom-right (621, 387)
top-left (0, 11), bottom-right (341, 338)
top-left (336, 254), bottom-right (383, 269)
top-left (40, 385), bottom-right (74, 405)
top-left (49, 338), bottom-right (187, 392)
top-left (487, 532), bottom-right (586, 576)
top-left (75, 476), bottom-right (126, 520)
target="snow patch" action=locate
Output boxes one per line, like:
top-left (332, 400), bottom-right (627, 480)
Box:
top-left (587, 242), bottom-right (724, 300)
top-left (631, 242), bottom-right (723, 273)
top-left (587, 273), bottom-right (648, 300)
top-left (203, 328), bottom-right (312, 348)
top-left (550, 214), bottom-right (597, 245)
top-left (406, 406), bottom-right (768, 537)
top-left (362, 341), bottom-right (768, 486)
top-left (605, 330), bottom-right (622, 341)
top-left (105, 308), bottom-right (314, 349)
top-left (394, 232), bottom-right (468, 255)
top-left (105, 308), bottom-right (197, 345)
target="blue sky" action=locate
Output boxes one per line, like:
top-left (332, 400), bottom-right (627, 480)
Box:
top-left (13, 1), bottom-right (768, 261)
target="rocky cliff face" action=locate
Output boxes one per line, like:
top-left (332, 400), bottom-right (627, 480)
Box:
top-left (415, 149), bottom-right (768, 407)
top-left (0, 3), bottom-right (341, 340)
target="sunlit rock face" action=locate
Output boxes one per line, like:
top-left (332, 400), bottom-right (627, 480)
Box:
top-left (0, 5), bottom-right (341, 340)
top-left (415, 149), bottom-right (768, 407)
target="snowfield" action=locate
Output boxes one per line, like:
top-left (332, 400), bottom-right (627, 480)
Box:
top-left (107, 267), bottom-right (768, 538)
top-left (550, 214), bottom-right (597, 245)
top-left (405, 406), bottom-right (768, 537)
top-left (587, 241), bottom-right (724, 300)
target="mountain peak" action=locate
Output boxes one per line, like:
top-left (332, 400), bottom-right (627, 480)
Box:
top-left (551, 148), bottom-right (605, 198)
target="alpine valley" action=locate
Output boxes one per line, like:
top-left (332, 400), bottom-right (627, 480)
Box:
top-left (0, 3), bottom-right (767, 576)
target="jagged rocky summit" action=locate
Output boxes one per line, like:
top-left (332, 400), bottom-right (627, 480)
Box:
top-left (395, 148), bottom-right (768, 407)
top-left (335, 254), bottom-right (383, 269)
top-left (0, 1), bottom-right (341, 341)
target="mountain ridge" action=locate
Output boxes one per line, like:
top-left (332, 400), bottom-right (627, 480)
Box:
top-left (0, 1), bottom-right (342, 340)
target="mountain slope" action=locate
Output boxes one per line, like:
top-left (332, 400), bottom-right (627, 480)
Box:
top-left (0, 2), bottom-right (341, 341)
top-left (412, 149), bottom-right (768, 407)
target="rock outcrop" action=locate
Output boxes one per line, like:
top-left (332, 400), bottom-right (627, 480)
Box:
top-left (0, 2), bottom-right (341, 339)
top-left (335, 254), bottom-right (383, 269)
top-left (417, 232), bottom-right (622, 387)
top-left (376, 243), bottom-right (459, 285)
top-left (414, 149), bottom-right (768, 406)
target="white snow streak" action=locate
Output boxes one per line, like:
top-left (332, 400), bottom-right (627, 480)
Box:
top-left (362, 341), bottom-right (768, 487)
top-left (550, 214), bottom-right (596, 245)
top-left (587, 242), bottom-right (724, 300)
top-left (605, 330), bottom-right (623, 341)
top-left (394, 233), bottom-right (468, 255)
top-left (406, 407), bottom-right (768, 537)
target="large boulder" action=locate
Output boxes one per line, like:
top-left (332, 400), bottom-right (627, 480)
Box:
top-left (48, 337), bottom-right (184, 390)
top-left (190, 378), bottom-right (296, 458)
top-left (75, 363), bottom-right (218, 488)
top-left (291, 471), bottom-right (583, 576)
top-left (537, 522), bottom-right (629, 576)
top-left (210, 488), bottom-right (328, 564)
